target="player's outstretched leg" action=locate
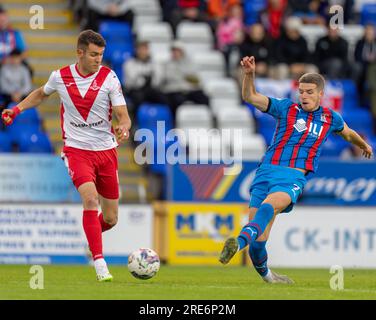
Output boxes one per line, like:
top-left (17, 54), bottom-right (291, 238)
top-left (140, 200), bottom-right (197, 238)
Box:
top-left (219, 203), bottom-right (274, 265)
top-left (83, 209), bottom-right (113, 282)
top-left (248, 241), bottom-right (294, 284)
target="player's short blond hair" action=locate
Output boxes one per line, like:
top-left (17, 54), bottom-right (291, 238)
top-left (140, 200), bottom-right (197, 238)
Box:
top-left (298, 73), bottom-right (326, 91)
top-left (77, 29), bottom-right (106, 50)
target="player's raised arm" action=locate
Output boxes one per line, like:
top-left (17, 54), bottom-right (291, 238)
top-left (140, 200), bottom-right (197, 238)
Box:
top-left (241, 56), bottom-right (269, 112)
top-left (337, 123), bottom-right (373, 159)
top-left (1, 86), bottom-right (49, 125)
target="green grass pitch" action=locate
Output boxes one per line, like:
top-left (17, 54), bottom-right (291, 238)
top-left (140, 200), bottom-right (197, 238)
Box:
top-left (1, 265), bottom-right (375, 300)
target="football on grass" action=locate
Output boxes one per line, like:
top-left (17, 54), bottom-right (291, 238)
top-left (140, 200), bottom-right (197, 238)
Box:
top-left (128, 248), bottom-right (160, 280)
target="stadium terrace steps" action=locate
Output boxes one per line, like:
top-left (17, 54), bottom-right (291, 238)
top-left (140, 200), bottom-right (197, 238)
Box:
top-left (1, 0), bottom-right (151, 203)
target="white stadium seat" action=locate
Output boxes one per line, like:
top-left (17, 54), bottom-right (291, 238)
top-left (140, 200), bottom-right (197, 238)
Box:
top-left (232, 134), bottom-right (266, 161)
top-left (210, 100), bottom-right (242, 115)
top-left (203, 78), bottom-right (240, 100)
top-left (137, 22), bottom-right (173, 43)
top-left (128, 0), bottom-right (161, 17)
top-left (216, 107), bottom-right (256, 136)
top-left (177, 22), bottom-right (214, 46)
top-left (149, 42), bottom-right (171, 62)
top-left (191, 51), bottom-right (226, 79)
top-left (176, 104), bottom-right (213, 132)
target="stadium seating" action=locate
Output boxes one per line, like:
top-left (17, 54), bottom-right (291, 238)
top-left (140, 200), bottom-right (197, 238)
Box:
top-left (176, 104), bottom-right (214, 133)
top-left (17, 130), bottom-right (53, 153)
top-left (320, 134), bottom-right (348, 158)
top-left (176, 22), bottom-right (214, 48)
top-left (137, 22), bottom-right (173, 44)
top-left (137, 103), bottom-right (173, 131)
top-left (136, 104), bottom-right (174, 175)
top-left (191, 51), bottom-right (226, 80)
top-left (99, 21), bottom-right (132, 44)
top-left (10, 107), bottom-right (41, 128)
top-left (128, 0), bottom-right (161, 19)
top-left (202, 78), bottom-right (240, 101)
top-left (210, 99), bottom-right (242, 115)
top-left (252, 108), bottom-right (277, 145)
top-left (361, 3), bottom-right (376, 25)
top-left (341, 108), bottom-right (374, 137)
top-left (0, 131), bottom-right (12, 152)
top-left (187, 131), bottom-right (227, 163)
top-left (216, 107), bottom-right (256, 136)
top-left (233, 133), bottom-right (266, 161)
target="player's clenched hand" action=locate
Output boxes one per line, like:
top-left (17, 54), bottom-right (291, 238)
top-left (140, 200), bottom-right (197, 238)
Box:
top-left (240, 56), bottom-right (256, 75)
top-left (115, 124), bottom-right (130, 144)
top-left (1, 107), bottom-right (21, 126)
top-left (361, 144), bottom-right (373, 159)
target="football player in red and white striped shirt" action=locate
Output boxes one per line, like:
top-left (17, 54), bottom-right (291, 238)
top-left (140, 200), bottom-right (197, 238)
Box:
top-left (2, 30), bottom-right (132, 282)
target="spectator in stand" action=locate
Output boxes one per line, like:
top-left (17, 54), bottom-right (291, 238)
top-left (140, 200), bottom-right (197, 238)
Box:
top-left (207, 0), bottom-right (240, 22)
top-left (287, 0), bottom-right (326, 24)
top-left (354, 24), bottom-right (376, 107)
top-left (0, 49), bottom-right (32, 108)
top-left (260, 0), bottom-right (288, 40)
top-left (314, 23), bottom-right (349, 78)
top-left (216, 4), bottom-right (244, 76)
top-left (85, 0), bottom-right (134, 32)
top-left (123, 41), bottom-right (168, 114)
top-left (167, 0), bottom-right (209, 36)
top-left (0, 7), bottom-right (28, 62)
top-left (273, 17), bottom-right (317, 79)
top-left (160, 41), bottom-right (209, 117)
top-left (238, 23), bottom-right (273, 78)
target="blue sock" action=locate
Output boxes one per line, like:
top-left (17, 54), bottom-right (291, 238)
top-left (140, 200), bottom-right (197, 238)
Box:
top-left (237, 203), bottom-right (274, 250)
top-left (249, 241), bottom-right (269, 277)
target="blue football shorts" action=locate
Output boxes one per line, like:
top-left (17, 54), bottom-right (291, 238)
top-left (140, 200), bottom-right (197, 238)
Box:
top-left (249, 164), bottom-right (307, 213)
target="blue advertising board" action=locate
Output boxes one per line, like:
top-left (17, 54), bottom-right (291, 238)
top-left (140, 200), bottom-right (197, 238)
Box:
top-left (0, 155), bottom-right (80, 203)
top-left (167, 161), bottom-right (376, 206)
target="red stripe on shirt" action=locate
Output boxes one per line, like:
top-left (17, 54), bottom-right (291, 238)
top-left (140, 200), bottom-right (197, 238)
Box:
top-left (289, 113), bottom-right (313, 167)
top-left (305, 107), bottom-right (332, 171)
top-left (271, 104), bottom-right (299, 165)
top-left (60, 103), bottom-right (66, 142)
top-left (60, 65), bottom-right (111, 121)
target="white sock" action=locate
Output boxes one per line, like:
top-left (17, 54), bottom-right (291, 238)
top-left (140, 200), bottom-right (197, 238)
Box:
top-left (262, 269), bottom-right (274, 283)
top-left (94, 258), bottom-right (109, 275)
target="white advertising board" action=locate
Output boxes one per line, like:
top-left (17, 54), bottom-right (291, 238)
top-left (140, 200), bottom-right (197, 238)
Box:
top-left (0, 204), bottom-right (153, 264)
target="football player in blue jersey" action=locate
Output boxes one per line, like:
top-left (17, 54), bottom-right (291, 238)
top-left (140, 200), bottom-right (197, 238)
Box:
top-left (219, 56), bottom-right (373, 283)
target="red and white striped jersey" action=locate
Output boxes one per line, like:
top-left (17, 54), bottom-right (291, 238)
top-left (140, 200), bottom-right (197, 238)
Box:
top-left (43, 63), bottom-right (126, 151)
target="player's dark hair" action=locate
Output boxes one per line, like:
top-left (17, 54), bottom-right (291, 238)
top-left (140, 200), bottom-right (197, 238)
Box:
top-left (77, 30), bottom-right (106, 50)
top-left (298, 73), bottom-right (325, 91)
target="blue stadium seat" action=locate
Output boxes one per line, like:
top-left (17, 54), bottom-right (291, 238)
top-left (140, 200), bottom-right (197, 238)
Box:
top-left (137, 104), bottom-right (173, 131)
top-left (320, 134), bottom-right (348, 158)
top-left (17, 130), bottom-right (53, 153)
top-left (341, 108), bottom-right (374, 137)
top-left (340, 79), bottom-right (359, 112)
top-left (99, 21), bottom-right (132, 43)
top-left (0, 131), bottom-right (12, 152)
top-left (12, 107), bottom-right (41, 127)
top-left (361, 3), bottom-right (376, 25)
top-left (103, 43), bottom-right (134, 84)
